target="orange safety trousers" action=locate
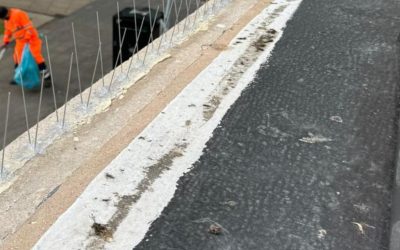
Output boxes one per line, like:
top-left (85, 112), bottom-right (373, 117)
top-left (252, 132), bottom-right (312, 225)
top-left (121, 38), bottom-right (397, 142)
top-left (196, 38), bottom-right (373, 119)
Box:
top-left (3, 8), bottom-right (45, 65)
top-left (13, 38), bottom-right (44, 65)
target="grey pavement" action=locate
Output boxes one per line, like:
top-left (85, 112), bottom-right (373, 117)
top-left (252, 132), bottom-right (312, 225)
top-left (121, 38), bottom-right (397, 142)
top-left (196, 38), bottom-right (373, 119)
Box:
top-left (0, 0), bottom-right (95, 16)
top-left (0, 0), bottom-right (91, 30)
top-left (0, 0), bottom-right (193, 148)
top-left (134, 0), bottom-right (400, 249)
top-left (26, 12), bottom-right (54, 27)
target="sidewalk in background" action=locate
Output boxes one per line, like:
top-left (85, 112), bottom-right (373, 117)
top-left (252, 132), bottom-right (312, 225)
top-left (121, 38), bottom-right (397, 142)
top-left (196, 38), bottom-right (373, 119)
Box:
top-left (0, 10), bottom-right (54, 41)
top-left (0, 0), bottom-right (96, 31)
top-left (0, 0), bottom-right (95, 16)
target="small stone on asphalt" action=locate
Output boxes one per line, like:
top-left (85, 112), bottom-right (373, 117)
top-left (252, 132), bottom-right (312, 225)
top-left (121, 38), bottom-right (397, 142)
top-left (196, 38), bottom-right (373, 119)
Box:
top-left (208, 224), bottom-right (222, 235)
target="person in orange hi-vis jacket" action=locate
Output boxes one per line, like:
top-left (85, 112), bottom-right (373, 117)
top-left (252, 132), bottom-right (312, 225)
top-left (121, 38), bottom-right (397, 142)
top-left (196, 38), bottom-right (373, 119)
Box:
top-left (0, 6), bottom-right (51, 87)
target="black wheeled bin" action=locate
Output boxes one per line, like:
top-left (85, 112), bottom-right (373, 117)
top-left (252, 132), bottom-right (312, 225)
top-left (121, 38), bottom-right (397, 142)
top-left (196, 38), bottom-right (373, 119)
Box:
top-left (113, 7), bottom-right (164, 68)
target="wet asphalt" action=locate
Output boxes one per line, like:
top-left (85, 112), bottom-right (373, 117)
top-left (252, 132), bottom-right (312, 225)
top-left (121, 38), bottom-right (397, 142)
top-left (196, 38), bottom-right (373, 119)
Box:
top-left (134, 0), bottom-right (400, 249)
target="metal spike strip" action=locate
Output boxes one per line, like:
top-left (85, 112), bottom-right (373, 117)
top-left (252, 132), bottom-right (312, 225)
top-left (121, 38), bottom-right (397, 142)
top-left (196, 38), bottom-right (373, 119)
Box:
top-left (157, 0), bottom-right (175, 54)
top-left (1, 92), bottom-right (11, 178)
top-left (142, 6), bottom-right (160, 65)
top-left (127, 16), bottom-right (146, 74)
top-left (168, 0), bottom-right (180, 47)
top-left (72, 23), bottom-right (83, 104)
top-left (19, 74), bottom-right (32, 144)
top-left (187, 0), bottom-right (195, 31)
top-left (128, 0), bottom-right (141, 71)
top-left (175, 0), bottom-right (184, 33)
top-left (162, 0), bottom-right (165, 17)
top-left (192, 0), bottom-right (200, 32)
top-left (188, 0), bottom-right (197, 31)
top-left (15, 50), bottom-right (32, 144)
top-left (182, 0), bottom-right (190, 33)
top-left (117, 2), bottom-right (124, 72)
top-left (34, 72), bottom-right (46, 150)
top-left (109, 28), bottom-right (128, 91)
top-left (133, 0), bottom-right (138, 54)
top-left (204, 0), bottom-right (209, 17)
top-left (96, 11), bottom-right (105, 87)
top-left (45, 36), bottom-right (59, 123)
top-left (147, 0), bottom-right (155, 49)
top-left (62, 52), bottom-right (74, 129)
top-left (165, 0), bottom-right (173, 27)
top-left (87, 46), bottom-right (101, 107)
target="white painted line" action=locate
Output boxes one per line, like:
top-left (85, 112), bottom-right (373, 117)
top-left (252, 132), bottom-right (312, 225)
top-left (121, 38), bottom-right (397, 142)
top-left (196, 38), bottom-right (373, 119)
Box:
top-left (34, 0), bottom-right (303, 249)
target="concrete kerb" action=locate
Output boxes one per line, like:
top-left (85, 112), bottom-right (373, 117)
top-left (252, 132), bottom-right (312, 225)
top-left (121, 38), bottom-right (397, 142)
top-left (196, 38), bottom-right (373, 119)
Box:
top-left (0, 0), bottom-right (227, 193)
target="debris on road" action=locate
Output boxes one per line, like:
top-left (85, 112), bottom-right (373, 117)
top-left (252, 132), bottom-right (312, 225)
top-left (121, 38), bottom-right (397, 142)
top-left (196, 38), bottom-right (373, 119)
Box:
top-left (299, 133), bottom-right (333, 144)
top-left (208, 224), bottom-right (223, 235)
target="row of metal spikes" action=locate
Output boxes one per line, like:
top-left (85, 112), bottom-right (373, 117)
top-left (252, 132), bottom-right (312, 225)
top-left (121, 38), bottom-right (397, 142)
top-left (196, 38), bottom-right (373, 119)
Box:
top-left (0, 0), bottom-right (229, 178)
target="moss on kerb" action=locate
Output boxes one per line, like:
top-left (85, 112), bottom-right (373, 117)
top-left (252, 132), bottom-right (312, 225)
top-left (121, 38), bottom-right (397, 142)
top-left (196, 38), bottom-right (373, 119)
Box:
top-left (90, 143), bottom-right (188, 243)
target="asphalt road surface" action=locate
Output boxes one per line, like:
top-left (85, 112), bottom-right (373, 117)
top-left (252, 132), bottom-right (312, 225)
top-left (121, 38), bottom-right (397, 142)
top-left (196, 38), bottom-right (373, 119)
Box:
top-left (0, 0), bottom-right (196, 148)
top-left (134, 0), bottom-right (400, 249)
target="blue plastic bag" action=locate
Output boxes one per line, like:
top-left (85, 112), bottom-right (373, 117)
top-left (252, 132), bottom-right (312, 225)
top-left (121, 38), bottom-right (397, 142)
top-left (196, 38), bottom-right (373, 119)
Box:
top-left (14, 44), bottom-right (40, 90)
